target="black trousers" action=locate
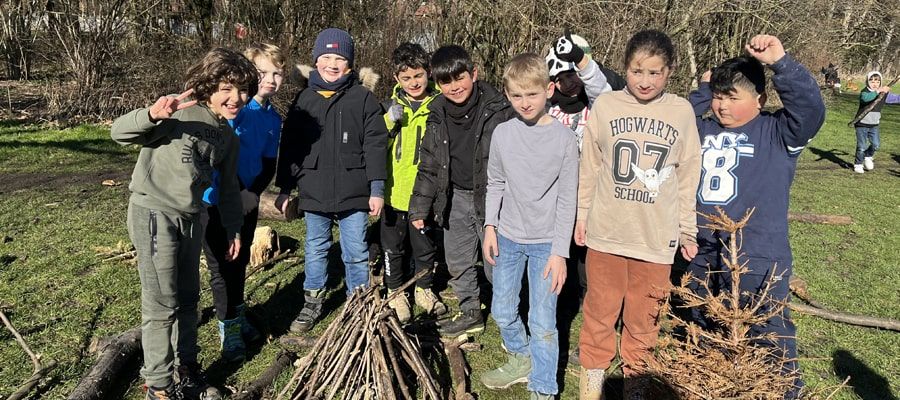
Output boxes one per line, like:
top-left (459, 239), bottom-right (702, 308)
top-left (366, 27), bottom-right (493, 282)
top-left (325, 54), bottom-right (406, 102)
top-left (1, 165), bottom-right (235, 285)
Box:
top-left (201, 206), bottom-right (258, 320)
top-left (380, 206), bottom-right (436, 290)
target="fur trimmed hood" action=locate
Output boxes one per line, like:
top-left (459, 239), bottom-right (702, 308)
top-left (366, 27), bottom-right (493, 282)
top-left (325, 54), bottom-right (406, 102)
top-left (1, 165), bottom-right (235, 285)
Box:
top-left (292, 64), bottom-right (380, 91)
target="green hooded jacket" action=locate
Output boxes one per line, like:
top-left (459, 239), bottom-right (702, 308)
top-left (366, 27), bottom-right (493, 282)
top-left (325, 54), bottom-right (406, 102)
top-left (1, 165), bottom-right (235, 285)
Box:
top-left (383, 82), bottom-right (441, 211)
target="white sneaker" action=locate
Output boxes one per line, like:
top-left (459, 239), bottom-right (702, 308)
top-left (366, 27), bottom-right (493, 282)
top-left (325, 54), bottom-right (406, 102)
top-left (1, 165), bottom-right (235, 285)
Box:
top-left (854, 164), bottom-right (865, 174)
top-left (864, 157), bottom-right (874, 170)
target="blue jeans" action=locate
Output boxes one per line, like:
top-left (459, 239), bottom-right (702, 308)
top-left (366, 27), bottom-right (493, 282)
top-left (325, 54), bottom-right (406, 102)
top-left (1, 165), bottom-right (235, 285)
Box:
top-left (303, 210), bottom-right (370, 294)
top-left (491, 234), bottom-right (559, 394)
top-left (855, 126), bottom-right (880, 164)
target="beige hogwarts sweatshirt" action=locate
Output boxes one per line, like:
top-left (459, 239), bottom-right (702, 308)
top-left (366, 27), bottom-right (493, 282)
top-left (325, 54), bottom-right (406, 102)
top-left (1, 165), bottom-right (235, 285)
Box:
top-left (577, 90), bottom-right (700, 264)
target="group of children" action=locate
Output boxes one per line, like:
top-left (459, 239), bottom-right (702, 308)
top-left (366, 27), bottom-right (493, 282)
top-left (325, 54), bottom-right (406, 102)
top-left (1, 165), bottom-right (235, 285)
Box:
top-left (113, 25), bottom-right (841, 400)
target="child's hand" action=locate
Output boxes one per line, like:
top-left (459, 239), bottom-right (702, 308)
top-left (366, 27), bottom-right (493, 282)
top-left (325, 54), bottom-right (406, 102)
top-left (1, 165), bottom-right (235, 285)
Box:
top-left (483, 226), bottom-right (499, 266)
top-left (226, 238), bottom-right (241, 262)
top-left (745, 35), bottom-right (786, 65)
top-left (148, 89), bottom-right (197, 122)
top-left (543, 255), bottom-right (567, 295)
top-left (680, 244), bottom-right (698, 261)
top-left (369, 196), bottom-right (384, 217)
top-left (574, 220), bottom-right (587, 246)
top-left (554, 29), bottom-right (585, 64)
top-left (275, 194), bottom-right (290, 214)
top-left (387, 102), bottom-right (404, 123)
top-left (701, 70), bottom-right (712, 83)
top-left (878, 86), bottom-right (891, 94)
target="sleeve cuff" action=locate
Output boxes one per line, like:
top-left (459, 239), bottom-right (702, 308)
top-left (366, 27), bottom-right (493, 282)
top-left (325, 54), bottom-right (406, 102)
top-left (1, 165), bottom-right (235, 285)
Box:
top-left (370, 179), bottom-right (385, 198)
top-left (680, 232), bottom-right (697, 246)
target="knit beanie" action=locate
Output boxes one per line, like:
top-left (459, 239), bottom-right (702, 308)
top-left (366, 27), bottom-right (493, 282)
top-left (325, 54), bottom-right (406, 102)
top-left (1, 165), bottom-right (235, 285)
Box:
top-left (312, 28), bottom-right (355, 66)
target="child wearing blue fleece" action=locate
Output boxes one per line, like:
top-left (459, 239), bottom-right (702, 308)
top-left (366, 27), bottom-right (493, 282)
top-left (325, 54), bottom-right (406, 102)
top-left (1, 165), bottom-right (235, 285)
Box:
top-left (687, 34), bottom-right (826, 399)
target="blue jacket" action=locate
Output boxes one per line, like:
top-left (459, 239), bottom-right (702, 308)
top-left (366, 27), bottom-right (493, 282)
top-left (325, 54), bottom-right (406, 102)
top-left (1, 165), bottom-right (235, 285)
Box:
top-left (204, 98), bottom-right (281, 205)
top-left (688, 54), bottom-right (825, 265)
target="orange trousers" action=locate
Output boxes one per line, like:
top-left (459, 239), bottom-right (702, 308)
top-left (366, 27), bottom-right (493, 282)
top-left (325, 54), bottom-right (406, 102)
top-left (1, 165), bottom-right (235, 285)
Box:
top-left (578, 249), bottom-right (671, 376)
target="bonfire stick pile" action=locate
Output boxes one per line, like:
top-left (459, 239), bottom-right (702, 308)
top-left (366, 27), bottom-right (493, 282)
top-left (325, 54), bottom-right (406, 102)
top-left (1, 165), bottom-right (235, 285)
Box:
top-left (277, 272), bottom-right (441, 400)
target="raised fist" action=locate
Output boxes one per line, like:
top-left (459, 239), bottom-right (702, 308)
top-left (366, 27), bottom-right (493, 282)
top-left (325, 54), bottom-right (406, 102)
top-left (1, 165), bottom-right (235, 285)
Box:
top-left (553, 29), bottom-right (585, 64)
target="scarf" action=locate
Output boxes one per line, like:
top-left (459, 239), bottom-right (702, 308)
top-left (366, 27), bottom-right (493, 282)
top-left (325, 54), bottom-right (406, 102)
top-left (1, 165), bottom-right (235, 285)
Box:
top-left (551, 88), bottom-right (590, 114)
top-left (309, 70), bottom-right (355, 94)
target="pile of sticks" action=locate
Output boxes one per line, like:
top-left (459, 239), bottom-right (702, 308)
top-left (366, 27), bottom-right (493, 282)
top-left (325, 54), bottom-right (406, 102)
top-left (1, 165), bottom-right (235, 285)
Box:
top-left (276, 274), bottom-right (441, 400)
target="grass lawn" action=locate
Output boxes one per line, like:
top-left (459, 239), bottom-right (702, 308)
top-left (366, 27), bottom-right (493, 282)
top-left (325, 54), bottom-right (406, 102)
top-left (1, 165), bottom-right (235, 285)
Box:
top-left (0, 91), bottom-right (898, 399)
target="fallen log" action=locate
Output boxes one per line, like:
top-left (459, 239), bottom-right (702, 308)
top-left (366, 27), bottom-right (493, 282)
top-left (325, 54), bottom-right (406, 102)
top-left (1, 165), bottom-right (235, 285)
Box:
top-left (787, 212), bottom-right (852, 225)
top-left (232, 351), bottom-right (295, 400)
top-left (258, 192), bottom-right (299, 222)
top-left (789, 276), bottom-right (900, 331)
top-left (789, 302), bottom-right (900, 332)
top-left (68, 327), bottom-right (142, 400)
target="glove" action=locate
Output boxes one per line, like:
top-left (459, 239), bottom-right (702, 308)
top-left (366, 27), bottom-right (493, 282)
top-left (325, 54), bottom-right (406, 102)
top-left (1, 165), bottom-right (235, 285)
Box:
top-left (387, 102), bottom-right (404, 123)
top-left (240, 189), bottom-right (259, 215)
top-left (553, 29), bottom-right (585, 64)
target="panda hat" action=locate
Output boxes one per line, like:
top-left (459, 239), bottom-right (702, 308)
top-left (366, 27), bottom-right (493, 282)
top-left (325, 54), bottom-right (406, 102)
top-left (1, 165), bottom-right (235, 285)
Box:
top-left (545, 34), bottom-right (592, 78)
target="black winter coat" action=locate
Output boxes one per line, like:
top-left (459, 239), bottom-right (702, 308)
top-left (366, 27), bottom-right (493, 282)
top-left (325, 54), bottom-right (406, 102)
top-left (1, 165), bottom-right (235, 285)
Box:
top-left (275, 72), bottom-right (388, 213)
top-left (408, 81), bottom-right (514, 227)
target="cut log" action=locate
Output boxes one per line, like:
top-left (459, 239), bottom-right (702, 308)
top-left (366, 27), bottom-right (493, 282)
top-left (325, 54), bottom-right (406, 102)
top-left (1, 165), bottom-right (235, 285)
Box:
top-left (68, 327), bottom-right (142, 400)
top-left (258, 192), bottom-right (300, 222)
top-left (787, 212), bottom-right (852, 225)
top-left (232, 351), bottom-right (295, 400)
top-left (250, 226), bottom-right (279, 267)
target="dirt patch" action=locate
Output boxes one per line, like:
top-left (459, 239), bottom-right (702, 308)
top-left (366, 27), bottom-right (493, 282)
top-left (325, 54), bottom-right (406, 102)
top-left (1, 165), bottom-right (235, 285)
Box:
top-left (0, 170), bottom-right (130, 194)
top-left (0, 80), bottom-right (46, 122)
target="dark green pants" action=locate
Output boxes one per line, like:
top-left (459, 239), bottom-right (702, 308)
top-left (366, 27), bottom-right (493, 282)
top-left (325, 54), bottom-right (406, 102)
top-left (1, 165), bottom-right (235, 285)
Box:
top-left (128, 202), bottom-right (202, 388)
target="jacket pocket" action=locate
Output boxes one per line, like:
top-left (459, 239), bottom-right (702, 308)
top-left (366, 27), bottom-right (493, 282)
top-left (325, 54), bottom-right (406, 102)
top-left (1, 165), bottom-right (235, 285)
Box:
top-left (340, 152), bottom-right (365, 169)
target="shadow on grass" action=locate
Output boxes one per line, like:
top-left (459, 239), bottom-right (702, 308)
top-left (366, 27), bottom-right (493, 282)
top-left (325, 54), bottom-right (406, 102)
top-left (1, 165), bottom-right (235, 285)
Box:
top-left (204, 239), bottom-right (347, 390)
top-left (832, 349), bottom-right (898, 400)
top-left (0, 137), bottom-right (131, 158)
top-left (807, 147), bottom-right (853, 169)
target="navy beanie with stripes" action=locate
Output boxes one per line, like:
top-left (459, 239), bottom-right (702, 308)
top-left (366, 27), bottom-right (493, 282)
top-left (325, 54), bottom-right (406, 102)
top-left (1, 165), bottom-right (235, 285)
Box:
top-left (313, 28), bottom-right (354, 67)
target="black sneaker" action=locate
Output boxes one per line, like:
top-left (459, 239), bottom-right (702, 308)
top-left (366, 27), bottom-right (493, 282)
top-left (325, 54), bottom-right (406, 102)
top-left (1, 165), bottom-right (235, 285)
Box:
top-left (175, 363), bottom-right (222, 400)
top-left (146, 384), bottom-right (181, 400)
top-left (290, 289), bottom-right (325, 333)
top-left (437, 309), bottom-right (484, 338)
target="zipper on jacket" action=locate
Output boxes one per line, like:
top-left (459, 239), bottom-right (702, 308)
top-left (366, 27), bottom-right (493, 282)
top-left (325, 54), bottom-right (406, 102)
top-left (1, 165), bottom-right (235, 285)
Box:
top-left (414, 125), bottom-right (422, 165)
top-left (395, 130), bottom-right (402, 161)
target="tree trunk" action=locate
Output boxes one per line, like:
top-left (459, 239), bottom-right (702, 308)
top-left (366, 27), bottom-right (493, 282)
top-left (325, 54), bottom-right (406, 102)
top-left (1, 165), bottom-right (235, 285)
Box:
top-left (258, 192), bottom-right (300, 222)
top-left (68, 327), bottom-right (142, 400)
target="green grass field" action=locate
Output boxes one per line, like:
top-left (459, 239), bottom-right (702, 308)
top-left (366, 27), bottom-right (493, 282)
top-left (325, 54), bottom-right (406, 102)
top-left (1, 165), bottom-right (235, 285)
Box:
top-left (0, 91), bottom-right (897, 399)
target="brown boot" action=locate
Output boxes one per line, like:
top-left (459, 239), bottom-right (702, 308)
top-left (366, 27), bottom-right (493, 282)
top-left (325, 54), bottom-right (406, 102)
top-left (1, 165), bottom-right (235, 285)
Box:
top-left (579, 367), bottom-right (605, 400)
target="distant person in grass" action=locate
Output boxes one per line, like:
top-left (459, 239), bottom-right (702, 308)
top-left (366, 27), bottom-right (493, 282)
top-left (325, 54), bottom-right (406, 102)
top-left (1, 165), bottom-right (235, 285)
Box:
top-left (200, 43), bottom-right (284, 363)
top-left (111, 47), bottom-right (258, 400)
top-left (479, 52), bottom-right (578, 400)
top-left (380, 42), bottom-right (448, 323)
top-left (850, 71), bottom-right (900, 174)
top-left (686, 34), bottom-right (826, 399)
